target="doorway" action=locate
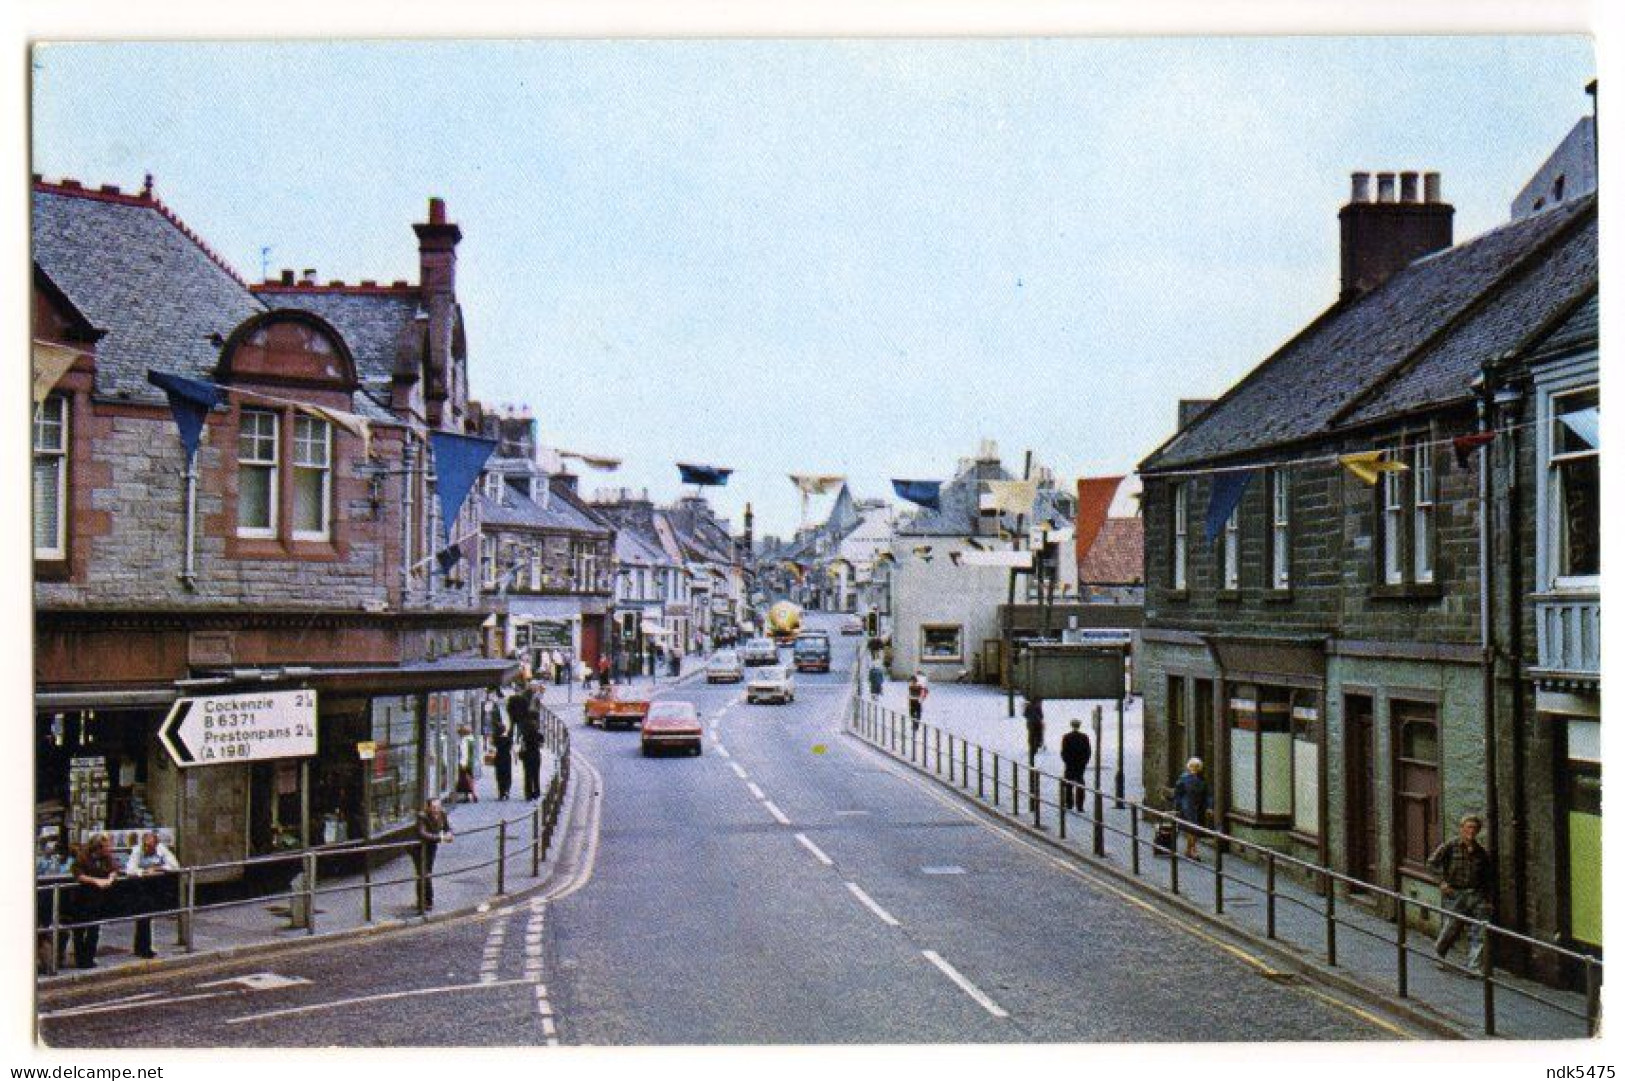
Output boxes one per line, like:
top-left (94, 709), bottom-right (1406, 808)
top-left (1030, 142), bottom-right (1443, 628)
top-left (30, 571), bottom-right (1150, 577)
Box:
top-left (1346, 694), bottom-right (1379, 886)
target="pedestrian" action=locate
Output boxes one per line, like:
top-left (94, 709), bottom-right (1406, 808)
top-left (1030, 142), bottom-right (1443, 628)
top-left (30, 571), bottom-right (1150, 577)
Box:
top-left (867, 635), bottom-right (882, 661)
top-left (518, 688), bottom-right (543, 802)
top-left (1172, 758), bottom-right (1211, 860)
top-left (413, 798), bottom-right (454, 911)
top-left (907, 673), bottom-right (929, 729)
top-left (867, 663), bottom-right (884, 699)
top-left (1429, 814), bottom-right (1494, 970)
top-left (68, 834), bottom-right (119, 969)
top-left (123, 831), bottom-right (178, 959)
top-left (454, 725), bottom-right (479, 804)
top-left (598, 654), bottom-right (612, 688)
top-left (1060, 719), bottom-right (1092, 811)
top-left (1023, 695), bottom-right (1046, 766)
top-left (490, 703), bottom-right (514, 800)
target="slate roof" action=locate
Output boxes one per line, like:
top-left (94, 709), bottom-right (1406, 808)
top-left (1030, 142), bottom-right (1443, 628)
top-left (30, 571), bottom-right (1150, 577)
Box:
top-left (255, 288), bottom-right (423, 413)
top-left (1077, 518), bottom-right (1145, 586)
top-left (1142, 196), bottom-right (1596, 472)
top-left (32, 185), bottom-right (266, 404)
top-left (1526, 290), bottom-right (1598, 360)
top-left (477, 485), bottom-right (610, 535)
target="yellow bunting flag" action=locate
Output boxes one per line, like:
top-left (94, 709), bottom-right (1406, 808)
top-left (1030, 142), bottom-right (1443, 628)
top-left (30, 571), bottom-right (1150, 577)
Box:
top-left (789, 473), bottom-right (846, 496)
top-left (32, 341), bottom-right (80, 404)
top-left (982, 479), bottom-right (1039, 515)
top-left (1339, 451), bottom-right (1409, 486)
top-left (303, 404), bottom-right (373, 458)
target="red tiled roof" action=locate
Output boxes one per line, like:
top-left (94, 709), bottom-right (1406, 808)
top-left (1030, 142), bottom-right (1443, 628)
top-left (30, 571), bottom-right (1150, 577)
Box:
top-left (1077, 518), bottom-right (1143, 585)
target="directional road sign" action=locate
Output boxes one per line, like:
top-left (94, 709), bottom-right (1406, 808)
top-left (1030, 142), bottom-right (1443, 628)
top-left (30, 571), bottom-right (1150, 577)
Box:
top-left (159, 689), bottom-right (318, 767)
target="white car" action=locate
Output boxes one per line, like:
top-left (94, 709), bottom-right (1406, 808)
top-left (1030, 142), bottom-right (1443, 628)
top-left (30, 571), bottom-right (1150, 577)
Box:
top-left (746, 665), bottom-right (796, 705)
top-left (706, 650), bottom-right (744, 684)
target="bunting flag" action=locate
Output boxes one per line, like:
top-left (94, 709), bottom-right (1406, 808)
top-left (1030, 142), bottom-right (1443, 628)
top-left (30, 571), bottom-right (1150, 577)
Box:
top-left (789, 473), bottom-right (846, 496)
top-left (780, 561), bottom-right (806, 582)
top-left (1074, 476), bottom-right (1125, 566)
top-left (559, 449), bottom-right (622, 471)
top-left (148, 370), bottom-right (228, 458)
top-left (1559, 407), bottom-right (1600, 449)
top-left (33, 342), bottom-right (80, 404)
top-left (1339, 451), bottom-right (1409, 487)
top-left (304, 404), bottom-right (373, 458)
top-left (435, 542), bottom-right (465, 574)
top-left (1204, 469), bottom-right (1255, 542)
top-left (429, 431), bottom-right (498, 541)
top-left (951, 549), bottom-right (1033, 569)
top-left (891, 479), bottom-right (943, 511)
top-left (1451, 431), bottom-right (1497, 468)
top-left (981, 479), bottom-right (1039, 516)
top-left (678, 462), bottom-right (733, 487)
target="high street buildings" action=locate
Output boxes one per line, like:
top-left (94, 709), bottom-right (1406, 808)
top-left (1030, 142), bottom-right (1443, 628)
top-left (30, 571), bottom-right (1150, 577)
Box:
top-left (32, 179), bottom-right (511, 870)
top-left (1136, 115), bottom-right (1598, 967)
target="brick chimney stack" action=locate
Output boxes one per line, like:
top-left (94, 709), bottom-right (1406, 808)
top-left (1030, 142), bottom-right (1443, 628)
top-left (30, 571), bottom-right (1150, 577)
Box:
top-left (414, 196), bottom-right (461, 297)
top-left (1339, 170), bottom-right (1453, 299)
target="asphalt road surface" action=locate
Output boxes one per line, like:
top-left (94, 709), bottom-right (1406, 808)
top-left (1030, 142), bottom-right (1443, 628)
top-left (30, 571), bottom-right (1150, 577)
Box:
top-left (39, 613), bottom-right (1392, 1047)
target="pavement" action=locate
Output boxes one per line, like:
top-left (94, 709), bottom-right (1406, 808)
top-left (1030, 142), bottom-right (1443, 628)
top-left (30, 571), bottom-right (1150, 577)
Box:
top-left (38, 738), bottom-right (575, 987)
top-left (858, 664), bottom-right (1594, 1040)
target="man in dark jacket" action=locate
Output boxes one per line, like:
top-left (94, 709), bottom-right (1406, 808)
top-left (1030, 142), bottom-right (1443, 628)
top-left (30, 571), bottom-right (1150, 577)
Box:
top-left (490, 702), bottom-right (515, 801)
top-left (1023, 696), bottom-right (1045, 766)
top-left (1429, 814), bottom-right (1494, 970)
top-left (515, 686), bottom-right (543, 801)
top-left (1059, 719), bottom-right (1092, 810)
top-left (414, 798), bottom-right (453, 910)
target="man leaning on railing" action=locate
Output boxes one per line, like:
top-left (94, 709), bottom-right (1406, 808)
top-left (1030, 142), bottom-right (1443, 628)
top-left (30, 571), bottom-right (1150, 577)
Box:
top-left (1429, 813), bottom-right (1494, 971)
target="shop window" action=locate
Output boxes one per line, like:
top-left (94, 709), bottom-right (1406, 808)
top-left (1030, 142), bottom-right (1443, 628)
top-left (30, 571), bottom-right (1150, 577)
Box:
top-left (1393, 701), bottom-right (1441, 874)
top-left (1564, 718), bottom-right (1601, 948)
top-left (1291, 699), bottom-right (1321, 838)
top-left (1227, 684), bottom-right (1292, 822)
top-left (1171, 482), bottom-right (1188, 590)
top-left (237, 409), bottom-right (279, 537)
top-left (367, 696), bottom-right (420, 833)
top-left (1551, 387), bottom-right (1599, 586)
top-left (921, 624), bottom-right (964, 663)
top-left (1269, 468), bottom-right (1290, 589)
top-left (292, 415), bottom-right (332, 540)
top-left (33, 395), bottom-right (68, 559)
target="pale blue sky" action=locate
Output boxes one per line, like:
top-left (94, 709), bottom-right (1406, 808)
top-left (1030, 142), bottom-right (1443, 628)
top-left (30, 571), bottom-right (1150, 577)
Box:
top-left (32, 38), bottom-right (1594, 537)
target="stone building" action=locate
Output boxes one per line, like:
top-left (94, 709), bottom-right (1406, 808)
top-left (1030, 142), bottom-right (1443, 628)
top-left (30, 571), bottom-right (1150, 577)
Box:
top-left (32, 177), bottom-right (511, 875)
top-left (1136, 141), bottom-right (1597, 963)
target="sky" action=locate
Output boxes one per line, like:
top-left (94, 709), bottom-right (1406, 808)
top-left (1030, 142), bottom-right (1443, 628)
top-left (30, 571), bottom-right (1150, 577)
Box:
top-left (31, 37), bottom-right (1595, 537)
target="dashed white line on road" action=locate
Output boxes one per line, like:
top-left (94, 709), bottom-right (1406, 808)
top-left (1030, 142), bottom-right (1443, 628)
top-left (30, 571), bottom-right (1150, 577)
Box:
top-left (921, 950), bottom-right (1009, 1019)
top-left (762, 800), bottom-right (792, 826)
top-left (716, 746), bottom-right (730, 758)
top-left (844, 882), bottom-right (899, 926)
top-left (795, 833), bottom-right (834, 866)
top-left (747, 782), bottom-right (765, 800)
top-left (730, 763), bottom-right (748, 780)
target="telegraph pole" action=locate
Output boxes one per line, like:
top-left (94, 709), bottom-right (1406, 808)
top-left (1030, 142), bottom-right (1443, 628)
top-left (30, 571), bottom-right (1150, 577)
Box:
top-left (1005, 450), bottom-right (1033, 718)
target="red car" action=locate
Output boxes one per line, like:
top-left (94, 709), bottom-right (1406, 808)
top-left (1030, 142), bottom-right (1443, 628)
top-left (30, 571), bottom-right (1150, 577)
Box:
top-left (641, 701), bottom-right (703, 757)
top-left (585, 686), bottom-right (651, 729)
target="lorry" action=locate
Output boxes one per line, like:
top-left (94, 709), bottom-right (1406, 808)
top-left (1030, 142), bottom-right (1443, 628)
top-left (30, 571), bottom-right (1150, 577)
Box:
top-left (766, 601), bottom-right (803, 644)
top-left (792, 632), bottom-right (831, 673)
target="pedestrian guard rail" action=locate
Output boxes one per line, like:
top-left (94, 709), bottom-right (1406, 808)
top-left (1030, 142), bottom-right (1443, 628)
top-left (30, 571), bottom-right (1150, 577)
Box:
top-left (845, 658), bottom-right (1600, 1039)
top-left (37, 705), bottom-right (575, 978)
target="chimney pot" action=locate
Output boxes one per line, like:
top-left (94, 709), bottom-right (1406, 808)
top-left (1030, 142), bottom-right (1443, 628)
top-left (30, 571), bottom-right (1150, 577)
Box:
top-left (300, 268), bottom-right (318, 285)
top-left (428, 197), bottom-right (446, 225)
top-left (1376, 173), bottom-right (1397, 203)
top-left (1339, 170), bottom-right (1453, 299)
top-left (1351, 172), bottom-right (1372, 202)
top-left (361, 279), bottom-right (377, 287)
top-left (329, 279), bottom-right (345, 287)
top-left (1399, 172), bottom-right (1420, 202)
top-left (1424, 172), bottom-right (1442, 203)
top-left (392, 279), bottom-right (409, 289)
top-left (100, 184), bottom-right (121, 196)
top-left (280, 269), bottom-right (295, 285)
top-left (61, 178), bottom-right (81, 190)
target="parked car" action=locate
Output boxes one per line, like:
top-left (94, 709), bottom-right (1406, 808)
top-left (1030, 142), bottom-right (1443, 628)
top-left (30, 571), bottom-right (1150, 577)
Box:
top-left (742, 637), bottom-right (780, 666)
top-left (840, 616), bottom-right (864, 636)
top-left (641, 701), bottom-right (703, 756)
top-left (706, 650), bottom-right (745, 683)
top-left (584, 686), bottom-right (651, 729)
top-left (746, 665), bottom-right (796, 705)
top-left (792, 633), bottom-right (831, 674)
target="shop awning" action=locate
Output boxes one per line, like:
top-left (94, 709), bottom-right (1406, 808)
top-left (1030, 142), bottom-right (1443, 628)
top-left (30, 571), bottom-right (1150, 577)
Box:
top-left (35, 686), bottom-right (180, 711)
top-left (169, 658), bottom-right (521, 698)
top-left (641, 620), bottom-right (672, 636)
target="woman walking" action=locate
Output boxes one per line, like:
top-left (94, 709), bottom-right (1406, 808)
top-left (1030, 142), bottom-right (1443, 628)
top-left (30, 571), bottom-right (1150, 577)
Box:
top-left (1173, 758), bottom-right (1211, 860)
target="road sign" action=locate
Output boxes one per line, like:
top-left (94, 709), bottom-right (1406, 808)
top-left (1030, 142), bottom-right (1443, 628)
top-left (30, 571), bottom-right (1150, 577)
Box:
top-left (159, 689), bottom-right (318, 767)
top-left (531, 619), bottom-right (571, 648)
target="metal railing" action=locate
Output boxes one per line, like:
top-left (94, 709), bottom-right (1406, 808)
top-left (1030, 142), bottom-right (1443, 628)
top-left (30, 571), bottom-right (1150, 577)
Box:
top-left (38, 706), bottom-right (574, 978)
top-left (845, 670), bottom-right (1600, 1039)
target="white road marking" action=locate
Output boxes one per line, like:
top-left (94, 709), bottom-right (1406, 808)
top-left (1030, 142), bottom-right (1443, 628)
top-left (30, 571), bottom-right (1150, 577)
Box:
top-left (921, 866), bottom-right (967, 875)
top-left (844, 882), bottom-right (899, 926)
top-left (730, 763), bottom-right (748, 780)
top-left (226, 978), bottom-right (538, 1025)
top-left (541, 1017), bottom-right (557, 1036)
top-left (795, 833), bottom-right (834, 866)
top-left (762, 800), bottom-right (792, 825)
top-left (747, 782), bottom-right (765, 800)
top-left (198, 972), bottom-right (311, 991)
top-left (42, 991), bottom-right (232, 1020)
top-left (716, 746), bottom-right (730, 758)
top-left (921, 950), bottom-right (1009, 1019)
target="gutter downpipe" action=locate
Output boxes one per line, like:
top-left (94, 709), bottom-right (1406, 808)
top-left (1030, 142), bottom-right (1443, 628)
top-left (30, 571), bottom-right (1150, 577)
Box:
top-left (402, 438), bottom-right (418, 605)
top-left (179, 448), bottom-right (199, 588)
top-left (1475, 369), bottom-right (1501, 917)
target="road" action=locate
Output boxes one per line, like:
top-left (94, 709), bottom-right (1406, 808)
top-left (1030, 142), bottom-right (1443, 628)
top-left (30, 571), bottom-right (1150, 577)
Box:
top-left (39, 613), bottom-right (1391, 1046)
